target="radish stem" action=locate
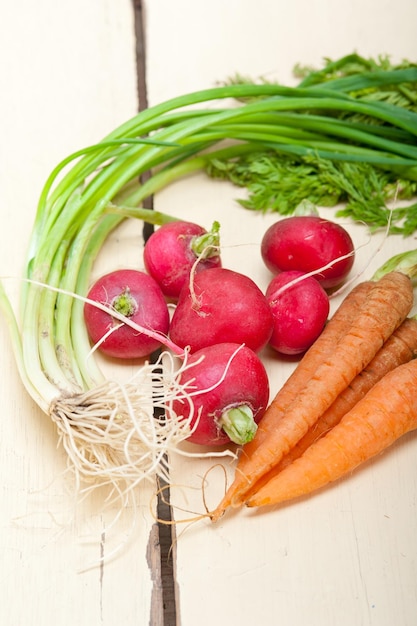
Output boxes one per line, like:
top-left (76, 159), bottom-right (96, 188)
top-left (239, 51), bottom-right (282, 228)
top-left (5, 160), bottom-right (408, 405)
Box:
top-left (191, 221), bottom-right (221, 258)
top-left (219, 406), bottom-right (258, 445)
top-left (0, 62), bottom-right (416, 502)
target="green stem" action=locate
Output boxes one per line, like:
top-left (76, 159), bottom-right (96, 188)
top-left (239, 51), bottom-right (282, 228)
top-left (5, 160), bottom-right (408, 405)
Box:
top-left (372, 248), bottom-right (417, 281)
top-left (191, 221), bottom-right (221, 258)
top-left (105, 202), bottom-right (180, 224)
top-left (0, 281), bottom-right (50, 411)
top-left (111, 289), bottom-right (138, 317)
top-left (219, 405), bottom-right (258, 445)
top-left (71, 214), bottom-right (123, 388)
top-left (38, 219), bottom-right (84, 391)
top-left (8, 72), bottom-right (417, 414)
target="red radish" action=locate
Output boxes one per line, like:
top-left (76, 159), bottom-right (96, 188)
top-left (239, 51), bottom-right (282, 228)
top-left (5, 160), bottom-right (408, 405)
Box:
top-left (143, 220), bottom-right (222, 299)
top-left (171, 343), bottom-right (270, 446)
top-left (84, 269), bottom-right (170, 359)
top-left (266, 270), bottom-right (330, 355)
top-left (169, 267), bottom-right (273, 353)
top-left (261, 215), bottom-right (355, 289)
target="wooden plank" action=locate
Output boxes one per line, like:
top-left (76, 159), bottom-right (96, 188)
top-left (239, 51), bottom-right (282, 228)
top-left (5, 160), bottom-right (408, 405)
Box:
top-left (144, 1), bottom-right (417, 625)
top-left (2, 0), bottom-right (417, 624)
top-left (0, 2), bottom-right (160, 624)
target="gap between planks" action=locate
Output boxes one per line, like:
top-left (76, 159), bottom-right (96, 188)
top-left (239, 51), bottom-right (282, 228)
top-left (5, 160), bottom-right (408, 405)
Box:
top-left (132, 2), bottom-right (178, 625)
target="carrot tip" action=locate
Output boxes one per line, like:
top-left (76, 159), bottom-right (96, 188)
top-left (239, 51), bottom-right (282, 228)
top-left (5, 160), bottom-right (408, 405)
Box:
top-left (246, 499), bottom-right (264, 508)
top-left (209, 508), bottom-right (225, 523)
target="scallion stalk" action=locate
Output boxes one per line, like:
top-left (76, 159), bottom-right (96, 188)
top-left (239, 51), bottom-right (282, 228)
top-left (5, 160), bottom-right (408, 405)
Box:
top-left (1, 58), bottom-right (417, 503)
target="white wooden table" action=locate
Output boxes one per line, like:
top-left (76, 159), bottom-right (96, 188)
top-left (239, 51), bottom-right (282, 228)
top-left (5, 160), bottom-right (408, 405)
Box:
top-left (1, 2), bottom-right (417, 625)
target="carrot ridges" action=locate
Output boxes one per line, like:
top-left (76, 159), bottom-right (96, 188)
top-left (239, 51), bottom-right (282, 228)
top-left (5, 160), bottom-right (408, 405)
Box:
top-left (211, 272), bottom-right (414, 521)
top-left (246, 358), bottom-right (417, 508)
top-left (210, 280), bottom-right (373, 521)
top-left (242, 316), bottom-right (417, 500)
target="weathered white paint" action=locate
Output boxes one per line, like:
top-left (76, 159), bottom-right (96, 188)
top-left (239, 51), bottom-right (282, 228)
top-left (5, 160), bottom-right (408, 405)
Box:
top-left (145, 2), bottom-right (417, 625)
top-left (1, 1), bottom-right (417, 625)
top-left (0, 2), bottom-right (157, 625)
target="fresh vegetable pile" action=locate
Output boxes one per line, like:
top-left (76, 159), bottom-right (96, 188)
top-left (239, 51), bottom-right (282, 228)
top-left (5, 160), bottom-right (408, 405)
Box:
top-left (0, 53), bottom-right (417, 508)
top-left (212, 263), bottom-right (417, 518)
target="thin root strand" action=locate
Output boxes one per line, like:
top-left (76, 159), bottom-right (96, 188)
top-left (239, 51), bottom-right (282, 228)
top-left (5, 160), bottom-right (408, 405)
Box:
top-left (48, 355), bottom-right (197, 499)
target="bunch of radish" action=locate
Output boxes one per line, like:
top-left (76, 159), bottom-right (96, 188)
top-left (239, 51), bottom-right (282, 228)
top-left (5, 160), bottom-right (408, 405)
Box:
top-left (261, 215), bottom-right (355, 355)
top-left (83, 214), bottom-right (355, 448)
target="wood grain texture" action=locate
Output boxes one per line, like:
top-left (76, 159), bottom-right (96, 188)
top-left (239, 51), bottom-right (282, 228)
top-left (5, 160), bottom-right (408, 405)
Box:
top-left (0, 2), bottom-right (158, 625)
top-left (144, 1), bottom-right (417, 625)
top-left (1, 1), bottom-right (417, 625)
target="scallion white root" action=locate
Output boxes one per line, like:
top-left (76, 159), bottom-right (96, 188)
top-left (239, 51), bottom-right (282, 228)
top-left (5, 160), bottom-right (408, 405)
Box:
top-left (4, 68), bottom-right (414, 531)
top-left (48, 353), bottom-right (197, 493)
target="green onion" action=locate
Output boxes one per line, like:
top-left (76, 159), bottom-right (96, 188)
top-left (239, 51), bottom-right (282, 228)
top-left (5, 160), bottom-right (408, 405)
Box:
top-left (1, 56), bottom-right (416, 500)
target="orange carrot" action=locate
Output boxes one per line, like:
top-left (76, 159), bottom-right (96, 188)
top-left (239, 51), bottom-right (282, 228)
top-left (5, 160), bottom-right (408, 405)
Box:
top-left (238, 281), bottom-right (373, 457)
top-left (244, 316), bottom-right (417, 498)
top-left (211, 280), bottom-right (373, 521)
top-left (212, 271), bottom-right (413, 518)
top-left (246, 357), bottom-right (417, 508)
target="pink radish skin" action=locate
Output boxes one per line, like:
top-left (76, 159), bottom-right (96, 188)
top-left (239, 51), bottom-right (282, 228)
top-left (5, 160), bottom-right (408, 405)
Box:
top-left (261, 216), bottom-right (355, 289)
top-left (84, 269), bottom-right (170, 359)
top-left (171, 343), bottom-right (270, 446)
top-left (143, 220), bottom-right (221, 299)
top-left (266, 270), bottom-right (330, 356)
top-left (169, 267), bottom-right (274, 354)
